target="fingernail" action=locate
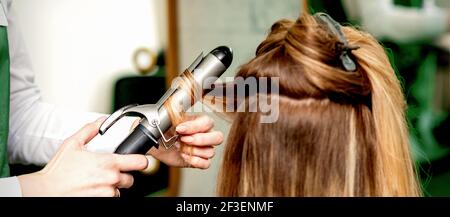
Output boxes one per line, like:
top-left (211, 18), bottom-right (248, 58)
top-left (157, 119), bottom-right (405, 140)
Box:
top-left (176, 125), bottom-right (187, 133)
top-left (181, 136), bottom-right (194, 143)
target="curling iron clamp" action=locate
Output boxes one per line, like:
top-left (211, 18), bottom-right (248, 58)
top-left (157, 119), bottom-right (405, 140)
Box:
top-left (98, 46), bottom-right (233, 155)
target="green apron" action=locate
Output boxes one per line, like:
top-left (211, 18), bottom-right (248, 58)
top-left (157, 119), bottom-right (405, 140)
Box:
top-left (0, 25), bottom-right (10, 178)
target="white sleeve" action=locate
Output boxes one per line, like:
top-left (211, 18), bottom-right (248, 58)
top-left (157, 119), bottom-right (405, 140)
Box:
top-left (6, 4), bottom-right (138, 166)
top-left (0, 176), bottom-right (21, 197)
top-left (355, 0), bottom-right (448, 43)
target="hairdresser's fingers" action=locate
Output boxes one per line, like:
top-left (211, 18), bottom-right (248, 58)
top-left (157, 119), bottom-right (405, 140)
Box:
top-left (113, 154), bottom-right (148, 172)
top-left (180, 131), bottom-right (223, 146)
top-left (116, 173), bottom-right (134, 189)
top-left (180, 145), bottom-right (215, 159)
top-left (67, 117), bottom-right (106, 148)
top-left (180, 153), bottom-right (212, 169)
top-left (175, 115), bottom-right (214, 134)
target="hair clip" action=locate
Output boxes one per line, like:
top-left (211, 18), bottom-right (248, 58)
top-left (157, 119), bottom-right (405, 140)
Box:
top-left (314, 12), bottom-right (359, 72)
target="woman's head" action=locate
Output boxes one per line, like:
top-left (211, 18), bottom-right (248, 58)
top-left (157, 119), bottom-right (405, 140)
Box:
top-left (216, 13), bottom-right (420, 196)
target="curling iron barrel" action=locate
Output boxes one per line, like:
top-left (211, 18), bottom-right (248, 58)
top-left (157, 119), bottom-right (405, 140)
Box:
top-left (98, 46), bottom-right (233, 155)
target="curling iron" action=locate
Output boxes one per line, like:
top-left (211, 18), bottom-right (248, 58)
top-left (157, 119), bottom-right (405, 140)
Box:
top-left (98, 46), bottom-right (233, 155)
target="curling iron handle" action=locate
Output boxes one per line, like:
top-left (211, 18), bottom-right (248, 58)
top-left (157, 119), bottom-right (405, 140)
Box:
top-left (114, 124), bottom-right (159, 155)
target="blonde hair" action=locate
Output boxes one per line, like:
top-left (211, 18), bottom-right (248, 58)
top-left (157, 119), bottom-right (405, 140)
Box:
top-left (215, 14), bottom-right (421, 196)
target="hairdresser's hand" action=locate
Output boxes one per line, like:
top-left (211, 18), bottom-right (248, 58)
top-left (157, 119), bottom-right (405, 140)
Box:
top-left (18, 117), bottom-right (148, 197)
top-left (146, 115), bottom-right (223, 169)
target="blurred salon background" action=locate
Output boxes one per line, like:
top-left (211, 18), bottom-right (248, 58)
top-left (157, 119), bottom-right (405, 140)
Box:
top-left (11, 0), bottom-right (450, 196)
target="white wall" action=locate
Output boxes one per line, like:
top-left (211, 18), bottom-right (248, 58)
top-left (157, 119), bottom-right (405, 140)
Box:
top-left (12, 0), bottom-right (166, 114)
